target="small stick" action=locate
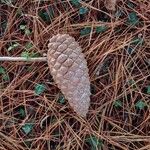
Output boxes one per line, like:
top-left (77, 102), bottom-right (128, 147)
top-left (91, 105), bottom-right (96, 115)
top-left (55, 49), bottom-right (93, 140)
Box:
top-left (0, 57), bottom-right (47, 62)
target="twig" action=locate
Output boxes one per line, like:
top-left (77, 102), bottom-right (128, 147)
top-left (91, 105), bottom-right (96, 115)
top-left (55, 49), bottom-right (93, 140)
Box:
top-left (0, 57), bottom-right (47, 62)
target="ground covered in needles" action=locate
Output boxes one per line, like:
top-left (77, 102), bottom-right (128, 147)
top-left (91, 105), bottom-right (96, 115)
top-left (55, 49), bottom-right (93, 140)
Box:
top-left (0, 0), bottom-right (150, 150)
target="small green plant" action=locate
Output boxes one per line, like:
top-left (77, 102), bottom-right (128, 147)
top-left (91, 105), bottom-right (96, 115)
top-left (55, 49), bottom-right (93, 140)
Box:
top-left (85, 135), bottom-right (103, 150)
top-left (147, 86), bottom-right (150, 94)
top-left (38, 6), bottom-right (54, 22)
top-left (8, 43), bottom-right (19, 51)
top-left (80, 27), bottom-right (91, 36)
top-left (96, 26), bottom-right (108, 33)
top-left (25, 29), bottom-right (31, 35)
top-left (0, 66), bottom-right (9, 81)
top-left (126, 47), bottom-right (133, 54)
top-left (126, 36), bottom-right (144, 54)
top-left (113, 100), bottom-right (122, 108)
top-left (16, 8), bottom-right (23, 16)
top-left (58, 94), bottom-right (65, 104)
top-left (2, 74), bottom-right (9, 81)
top-left (25, 42), bottom-right (33, 50)
top-left (127, 12), bottom-right (139, 26)
top-left (21, 42), bottom-right (39, 59)
top-left (20, 25), bottom-right (31, 35)
top-left (127, 1), bottom-right (135, 8)
top-left (22, 123), bottom-right (33, 135)
top-left (128, 79), bottom-right (136, 89)
top-left (19, 107), bottom-right (26, 118)
top-left (70, 0), bottom-right (80, 7)
top-left (0, 66), bottom-right (6, 74)
top-left (135, 100), bottom-right (147, 110)
top-left (35, 83), bottom-right (46, 95)
top-left (21, 51), bottom-right (40, 59)
top-left (20, 25), bottom-right (26, 30)
top-left (131, 37), bottom-right (144, 45)
top-left (79, 7), bottom-right (88, 15)
top-left (1, 0), bottom-right (13, 5)
top-left (21, 51), bottom-right (30, 59)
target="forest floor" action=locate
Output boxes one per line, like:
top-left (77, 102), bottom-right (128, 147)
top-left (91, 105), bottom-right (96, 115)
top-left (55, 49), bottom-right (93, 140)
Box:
top-left (0, 0), bottom-right (150, 150)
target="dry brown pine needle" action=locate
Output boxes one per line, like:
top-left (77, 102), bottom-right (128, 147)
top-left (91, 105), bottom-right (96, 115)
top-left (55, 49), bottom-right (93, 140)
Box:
top-left (47, 34), bottom-right (91, 117)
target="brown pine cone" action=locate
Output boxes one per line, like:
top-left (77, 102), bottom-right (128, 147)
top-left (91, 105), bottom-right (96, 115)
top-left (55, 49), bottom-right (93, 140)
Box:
top-left (105, 0), bottom-right (117, 11)
top-left (47, 34), bottom-right (91, 117)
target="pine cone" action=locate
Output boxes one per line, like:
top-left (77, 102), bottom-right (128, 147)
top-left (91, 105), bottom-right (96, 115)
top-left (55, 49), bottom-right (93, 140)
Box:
top-left (105, 0), bottom-right (117, 11)
top-left (47, 34), bottom-right (91, 117)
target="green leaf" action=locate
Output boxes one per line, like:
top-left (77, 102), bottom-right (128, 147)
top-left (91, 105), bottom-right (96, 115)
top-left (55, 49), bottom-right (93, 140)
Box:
top-left (96, 26), bottom-right (107, 33)
top-left (126, 36), bottom-right (144, 54)
top-left (20, 25), bottom-right (26, 30)
top-left (21, 51), bottom-right (40, 59)
top-left (13, 43), bottom-right (19, 47)
top-left (147, 86), bottom-right (150, 94)
top-left (22, 123), bottom-right (33, 135)
top-left (79, 7), bottom-right (88, 15)
top-left (58, 94), bottom-right (65, 104)
top-left (47, 6), bottom-right (54, 19)
top-left (8, 43), bottom-right (19, 51)
top-left (19, 107), bottom-right (26, 118)
top-left (7, 46), bottom-right (14, 51)
top-left (86, 136), bottom-right (102, 150)
top-left (30, 52), bottom-right (40, 58)
top-left (0, 67), bottom-right (9, 81)
top-left (126, 47), bottom-right (133, 54)
top-left (21, 51), bottom-right (30, 59)
top-left (39, 11), bottom-right (49, 22)
top-left (131, 37), bottom-right (144, 45)
top-left (1, 20), bottom-right (7, 35)
top-left (0, 66), bottom-right (6, 74)
top-left (128, 79), bottom-right (136, 89)
top-left (35, 84), bottom-right (46, 95)
top-left (127, 12), bottom-right (139, 26)
top-left (80, 27), bottom-right (91, 36)
top-left (1, 0), bottom-right (12, 5)
top-left (25, 42), bottom-right (33, 50)
top-left (26, 66), bottom-right (33, 72)
top-left (113, 100), bottom-right (122, 108)
top-left (135, 100), bottom-right (147, 110)
top-left (25, 29), bottom-right (31, 35)
top-left (70, 0), bottom-right (80, 7)
top-left (2, 74), bottom-right (9, 81)
top-left (20, 24), bottom-right (31, 35)
top-left (24, 141), bottom-right (32, 148)
top-left (38, 7), bottom-right (54, 22)
top-left (16, 8), bottom-right (23, 16)
top-left (127, 2), bottom-right (135, 8)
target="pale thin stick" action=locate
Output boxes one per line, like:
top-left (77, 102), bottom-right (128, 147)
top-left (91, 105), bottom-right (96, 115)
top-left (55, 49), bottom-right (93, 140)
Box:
top-left (0, 57), bottom-right (47, 62)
